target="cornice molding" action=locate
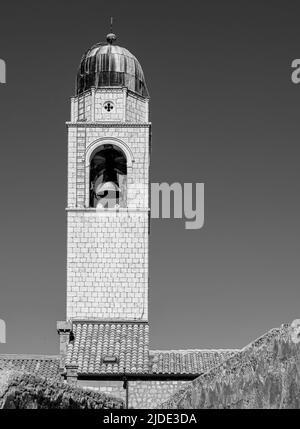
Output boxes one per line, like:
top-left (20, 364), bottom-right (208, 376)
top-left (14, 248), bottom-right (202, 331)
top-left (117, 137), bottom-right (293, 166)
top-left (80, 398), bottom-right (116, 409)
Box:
top-left (71, 86), bottom-right (150, 102)
top-left (71, 319), bottom-right (149, 324)
top-left (66, 207), bottom-right (150, 213)
top-left (66, 121), bottom-right (151, 128)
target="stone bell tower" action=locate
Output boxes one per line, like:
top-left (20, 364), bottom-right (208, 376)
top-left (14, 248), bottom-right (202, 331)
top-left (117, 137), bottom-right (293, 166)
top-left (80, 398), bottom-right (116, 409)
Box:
top-left (66, 32), bottom-right (151, 321)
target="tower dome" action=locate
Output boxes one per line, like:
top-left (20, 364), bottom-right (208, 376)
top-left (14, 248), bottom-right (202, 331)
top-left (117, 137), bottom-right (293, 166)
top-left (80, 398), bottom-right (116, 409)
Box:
top-left (76, 33), bottom-right (149, 98)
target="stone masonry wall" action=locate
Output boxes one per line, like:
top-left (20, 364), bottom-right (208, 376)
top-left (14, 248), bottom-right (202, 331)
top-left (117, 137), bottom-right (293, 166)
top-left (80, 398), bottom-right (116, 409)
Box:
top-left (78, 379), bottom-right (190, 409)
top-left (67, 87), bottom-right (150, 320)
top-left (67, 210), bottom-right (148, 320)
top-left (95, 89), bottom-right (125, 122)
top-left (126, 93), bottom-right (148, 123)
top-left (129, 380), bottom-right (190, 409)
top-left (71, 88), bottom-right (149, 123)
top-left (67, 125), bottom-right (150, 209)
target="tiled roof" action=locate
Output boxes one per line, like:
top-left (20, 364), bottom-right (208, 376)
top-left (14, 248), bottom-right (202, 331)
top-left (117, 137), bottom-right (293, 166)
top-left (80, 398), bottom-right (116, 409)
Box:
top-left (66, 321), bottom-right (149, 375)
top-left (65, 320), bottom-right (238, 377)
top-left (149, 349), bottom-right (239, 375)
top-left (0, 330), bottom-right (239, 378)
top-left (0, 354), bottom-right (61, 379)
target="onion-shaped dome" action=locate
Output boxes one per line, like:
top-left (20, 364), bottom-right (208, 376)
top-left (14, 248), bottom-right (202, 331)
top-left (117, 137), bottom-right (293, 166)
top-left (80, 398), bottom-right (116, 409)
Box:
top-left (76, 33), bottom-right (149, 98)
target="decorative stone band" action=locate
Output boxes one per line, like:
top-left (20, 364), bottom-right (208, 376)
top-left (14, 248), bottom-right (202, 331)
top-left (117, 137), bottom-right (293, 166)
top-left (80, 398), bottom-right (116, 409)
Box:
top-left (65, 122), bottom-right (151, 128)
top-left (69, 319), bottom-right (149, 324)
top-left (71, 87), bottom-right (149, 101)
top-left (65, 207), bottom-right (150, 213)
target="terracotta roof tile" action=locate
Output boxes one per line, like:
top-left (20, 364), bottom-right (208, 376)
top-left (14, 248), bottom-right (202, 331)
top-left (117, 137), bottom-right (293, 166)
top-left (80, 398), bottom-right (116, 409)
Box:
top-left (65, 321), bottom-right (238, 376)
top-left (0, 355), bottom-right (60, 379)
top-left (0, 336), bottom-right (239, 378)
top-left (66, 321), bottom-right (149, 375)
top-left (149, 349), bottom-right (239, 375)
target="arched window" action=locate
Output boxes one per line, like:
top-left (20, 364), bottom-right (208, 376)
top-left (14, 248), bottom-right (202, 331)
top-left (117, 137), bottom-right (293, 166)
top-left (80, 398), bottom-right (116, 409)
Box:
top-left (89, 144), bottom-right (127, 208)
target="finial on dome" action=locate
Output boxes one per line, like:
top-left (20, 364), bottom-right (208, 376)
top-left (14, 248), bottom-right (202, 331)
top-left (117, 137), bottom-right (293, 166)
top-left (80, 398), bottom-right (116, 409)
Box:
top-left (106, 17), bottom-right (117, 44)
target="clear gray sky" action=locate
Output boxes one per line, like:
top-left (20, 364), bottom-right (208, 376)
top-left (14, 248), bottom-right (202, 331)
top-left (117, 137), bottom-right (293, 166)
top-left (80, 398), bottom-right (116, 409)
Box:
top-left (0, 0), bottom-right (300, 355)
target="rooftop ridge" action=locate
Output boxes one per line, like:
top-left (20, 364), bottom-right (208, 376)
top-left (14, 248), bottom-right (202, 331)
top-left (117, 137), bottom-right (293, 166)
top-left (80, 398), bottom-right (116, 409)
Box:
top-left (71, 319), bottom-right (149, 325)
top-left (0, 354), bottom-right (60, 360)
top-left (150, 349), bottom-right (240, 354)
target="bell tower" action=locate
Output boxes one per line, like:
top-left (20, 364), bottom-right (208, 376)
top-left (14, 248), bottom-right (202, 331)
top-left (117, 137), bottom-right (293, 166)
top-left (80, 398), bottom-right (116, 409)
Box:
top-left (66, 32), bottom-right (151, 321)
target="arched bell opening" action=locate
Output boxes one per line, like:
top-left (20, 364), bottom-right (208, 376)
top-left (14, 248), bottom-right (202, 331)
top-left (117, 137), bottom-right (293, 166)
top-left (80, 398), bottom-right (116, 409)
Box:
top-left (89, 144), bottom-right (127, 208)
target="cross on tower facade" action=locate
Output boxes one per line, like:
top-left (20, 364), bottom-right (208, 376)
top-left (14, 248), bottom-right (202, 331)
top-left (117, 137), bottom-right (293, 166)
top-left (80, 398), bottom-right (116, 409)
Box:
top-left (104, 101), bottom-right (114, 112)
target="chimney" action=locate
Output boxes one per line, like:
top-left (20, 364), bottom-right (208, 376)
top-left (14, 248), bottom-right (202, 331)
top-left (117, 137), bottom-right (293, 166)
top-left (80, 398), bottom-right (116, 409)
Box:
top-left (57, 320), bottom-right (72, 372)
